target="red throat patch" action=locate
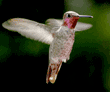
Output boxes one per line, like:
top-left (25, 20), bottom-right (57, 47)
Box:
top-left (62, 17), bottom-right (79, 29)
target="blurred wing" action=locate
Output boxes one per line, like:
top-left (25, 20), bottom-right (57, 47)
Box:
top-left (46, 18), bottom-right (62, 27)
top-left (46, 19), bottom-right (92, 31)
top-left (2, 18), bottom-right (92, 44)
top-left (74, 22), bottom-right (92, 31)
top-left (2, 18), bottom-right (54, 44)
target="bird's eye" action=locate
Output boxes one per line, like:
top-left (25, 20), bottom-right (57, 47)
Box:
top-left (66, 14), bottom-right (71, 18)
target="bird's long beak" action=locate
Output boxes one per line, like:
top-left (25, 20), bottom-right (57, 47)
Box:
top-left (79, 15), bottom-right (93, 18)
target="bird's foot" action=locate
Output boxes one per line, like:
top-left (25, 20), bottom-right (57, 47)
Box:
top-left (62, 59), bottom-right (66, 63)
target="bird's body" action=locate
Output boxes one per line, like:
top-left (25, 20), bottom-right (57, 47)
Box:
top-left (2, 11), bottom-right (93, 84)
top-left (49, 26), bottom-right (74, 62)
top-left (46, 26), bottom-right (75, 83)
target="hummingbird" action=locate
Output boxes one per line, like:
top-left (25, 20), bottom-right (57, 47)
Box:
top-left (2, 11), bottom-right (93, 84)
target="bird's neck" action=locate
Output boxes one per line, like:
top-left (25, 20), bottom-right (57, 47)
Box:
top-left (55, 26), bottom-right (75, 38)
top-left (62, 17), bottom-right (79, 29)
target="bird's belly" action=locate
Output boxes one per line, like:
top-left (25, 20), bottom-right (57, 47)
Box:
top-left (49, 34), bottom-right (74, 61)
top-left (59, 35), bottom-right (74, 60)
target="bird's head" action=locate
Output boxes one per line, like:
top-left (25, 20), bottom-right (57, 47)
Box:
top-left (62, 11), bottom-right (93, 29)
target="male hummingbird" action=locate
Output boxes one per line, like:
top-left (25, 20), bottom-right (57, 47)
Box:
top-left (2, 11), bottom-right (93, 84)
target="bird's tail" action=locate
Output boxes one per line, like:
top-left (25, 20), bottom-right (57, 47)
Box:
top-left (46, 61), bottom-right (62, 84)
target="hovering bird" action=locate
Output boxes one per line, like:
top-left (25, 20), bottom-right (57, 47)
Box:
top-left (2, 11), bottom-right (93, 84)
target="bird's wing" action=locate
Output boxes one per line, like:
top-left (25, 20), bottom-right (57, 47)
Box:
top-left (46, 18), bottom-right (62, 27)
top-left (2, 18), bottom-right (92, 44)
top-left (2, 18), bottom-right (54, 44)
top-left (75, 22), bottom-right (92, 31)
top-left (46, 19), bottom-right (92, 31)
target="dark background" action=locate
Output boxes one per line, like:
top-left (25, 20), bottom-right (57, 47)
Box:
top-left (0, 0), bottom-right (110, 91)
